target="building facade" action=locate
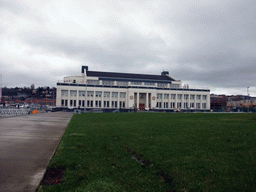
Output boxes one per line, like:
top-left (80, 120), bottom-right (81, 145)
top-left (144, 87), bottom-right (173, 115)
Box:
top-left (56, 66), bottom-right (210, 112)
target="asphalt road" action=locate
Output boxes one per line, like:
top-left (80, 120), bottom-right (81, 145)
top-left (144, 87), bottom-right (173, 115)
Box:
top-left (0, 112), bottom-right (73, 192)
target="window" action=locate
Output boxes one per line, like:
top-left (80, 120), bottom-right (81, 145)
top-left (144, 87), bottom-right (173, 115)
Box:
top-left (65, 100), bottom-right (67, 106)
top-left (74, 100), bottom-right (76, 107)
top-left (177, 102), bottom-right (181, 108)
top-left (79, 91), bottom-right (85, 97)
top-left (190, 103), bottom-right (194, 108)
top-left (170, 84), bottom-right (179, 88)
top-left (184, 102), bottom-right (188, 108)
top-left (164, 102), bottom-right (168, 108)
top-left (202, 95), bottom-right (207, 100)
top-left (96, 91), bottom-right (102, 97)
top-left (177, 94), bottom-right (182, 99)
top-left (61, 100), bottom-right (64, 106)
top-left (131, 81), bottom-right (142, 85)
top-left (112, 92), bottom-right (118, 98)
top-left (156, 102), bottom-right (162, 108)
top-left (104, 101), bottom-right (107, 108)
top-left (164, 94), bottom-right (169, 99)
top-left (117, 81), bottom-right (128, 86)
top-left (157, 83), bottom-right (168, 88)
top-left (102, 81), bottom-right (114, 86)
top-left (61, 90), bottom-right (68, 96)
top-left (139, 93), bottom-right (145, 99)
top-left (82, 100), bottom-right (85, 107)
top-left (120, 92), bottom-right (126, 98)
top-left (190, 95), bottom-right (195, 100)
top-left (171, 94), bottom-right (176, 99)
top-left (79, 100), bottom-right (81, 106)
top-left (202, 103), bottom-right (206, 109)
top-left (87, 80), bottom-right (99, 85)
top-left (184, 94), bottom-right (189, 100)
top-left (104, 92), bottom-right (110, 98)
top-left (196, 95), bottom-right (201, 100)
top-left (87, 91), bottom-right (94, 97)
top-left (70, 100), bottom-right (73, 106)
top-left (171, 102), bottom-right (175, 108)
top-left (157, 93), bottom-right (162, 99)
top-left (70, 90), bottom-right (77, 97)
top-left (144, 82), bottom-right (155, 86)
top-left (95, 101), bottom-right (98, 107)
top-left (196, 103), bottom-right (200, 109)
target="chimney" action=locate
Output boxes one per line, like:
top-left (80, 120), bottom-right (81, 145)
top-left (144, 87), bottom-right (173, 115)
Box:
top-left (81, 66), bottom-right (88, 73)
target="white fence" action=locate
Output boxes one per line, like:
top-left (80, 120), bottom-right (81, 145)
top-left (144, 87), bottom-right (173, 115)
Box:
top-left (0, 108), bottom-right (31, 117)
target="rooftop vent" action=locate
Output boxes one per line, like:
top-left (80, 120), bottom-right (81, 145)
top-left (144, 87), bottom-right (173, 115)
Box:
top-left (161, 71), bottom-right (169, 76)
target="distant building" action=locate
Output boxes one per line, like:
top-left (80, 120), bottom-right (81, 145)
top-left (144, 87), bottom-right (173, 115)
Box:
top-left (56, 66), bottom-right (210, 112)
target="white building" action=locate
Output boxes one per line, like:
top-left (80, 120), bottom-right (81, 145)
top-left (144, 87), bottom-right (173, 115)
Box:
top-left (56, 66), bottom-right (210, 112)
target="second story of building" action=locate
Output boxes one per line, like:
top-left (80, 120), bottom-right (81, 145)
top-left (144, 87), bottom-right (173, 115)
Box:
top-left (59, 66), bottom-right (182, 89)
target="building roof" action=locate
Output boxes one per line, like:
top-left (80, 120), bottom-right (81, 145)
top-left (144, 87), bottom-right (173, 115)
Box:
top-left (86, 70), bottom-right (176, 82)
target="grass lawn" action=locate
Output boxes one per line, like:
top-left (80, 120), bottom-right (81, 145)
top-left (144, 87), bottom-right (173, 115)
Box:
top-left (37, 113), bottom-right (256, 192)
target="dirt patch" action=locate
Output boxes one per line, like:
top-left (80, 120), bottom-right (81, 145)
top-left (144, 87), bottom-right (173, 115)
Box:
top-left (122, 145), bottom-right (176, 191)
top-left (40, 168), bottom-right (65, 185)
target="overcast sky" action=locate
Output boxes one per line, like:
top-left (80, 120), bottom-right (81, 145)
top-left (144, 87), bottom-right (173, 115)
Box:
top-left (0, 0), bottom-right (255, 96)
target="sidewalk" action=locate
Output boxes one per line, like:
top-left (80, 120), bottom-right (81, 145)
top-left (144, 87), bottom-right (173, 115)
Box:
top-left (0, 112), bottom-right (73, 192)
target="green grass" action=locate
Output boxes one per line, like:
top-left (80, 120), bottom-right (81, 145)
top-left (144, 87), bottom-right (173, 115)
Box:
top-left (37, 113), bottom-right (256, 192)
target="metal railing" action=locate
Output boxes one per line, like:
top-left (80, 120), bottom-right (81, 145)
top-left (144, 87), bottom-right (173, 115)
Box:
top-left (0, 108), bottom-right (31, 117)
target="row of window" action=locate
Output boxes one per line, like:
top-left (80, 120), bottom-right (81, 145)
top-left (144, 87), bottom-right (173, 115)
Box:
top-left (64, 79), bottom-right (180, 88)
top-left (61, 99), bottom-right (125, 108)
top-left (156, 94), bottom-right (207, 100)
top-left (61, 90), bottom-right (126, 98)
top-left (156, 102), bottom-right (207, 109)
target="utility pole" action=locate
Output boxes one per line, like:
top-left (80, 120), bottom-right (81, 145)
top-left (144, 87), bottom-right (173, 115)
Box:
top-left (247, 87), bottom-right (250, 112)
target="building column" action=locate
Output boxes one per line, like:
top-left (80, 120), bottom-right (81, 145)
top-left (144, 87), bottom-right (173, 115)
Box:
top-left (76, 90), bottom-right (79, 108)
top-left (117, 92), bottom-right (120, 109)
top-left (101, 92), bottom-right (103, 108)
top-left (110, 92), bottom-right (112, 108)
top-left (136, 92), bottom-right (139, 109)
top-left (93, 91), bottom-right (95, 108)
top-left (145, 92), bottom-right (148, 109)
top-left (68, 89), bottom-right (70, 108)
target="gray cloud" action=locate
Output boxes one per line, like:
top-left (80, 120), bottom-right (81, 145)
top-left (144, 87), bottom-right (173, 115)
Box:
top-left (0, 0), bottom-right (255, 95)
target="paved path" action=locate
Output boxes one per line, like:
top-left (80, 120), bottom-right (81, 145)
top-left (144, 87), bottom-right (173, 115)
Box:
top-left (0, 112), bottom-right (73, 192)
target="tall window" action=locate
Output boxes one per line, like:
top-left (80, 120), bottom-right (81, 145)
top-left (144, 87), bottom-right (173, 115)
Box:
top-left (87, 91), bottom-right (94, 97)
top-left (96, 91), bottom-right (102, 97)
top-left (196, 95), bottom-right (201, 100)
top-left (157, 93), bottom-right (162, 99)
top-left (112, 92), bottom-right (118, 98)
top-left (70, 90), bottom-right (77, 97)
top-left (164, 94), bottom-right (169, 99)
top-left (177, 94), bottom-right (182, 99)
top-left (190, 95), bottom-right (195, 100)
top-left (79, 91), bottom-right (85, 97)
top-left (61, 90), bottom-right (68, 96)
top-left (104, 92), bottom-right (110, 98)
top-left (120, 92), bottom-right (126, 98)
top-left (202, 95), bottom-right (207, 100)
top-left (184, 94), bottom-right (189, 100)
top-left (171, 94), bottom-right (176, 99)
